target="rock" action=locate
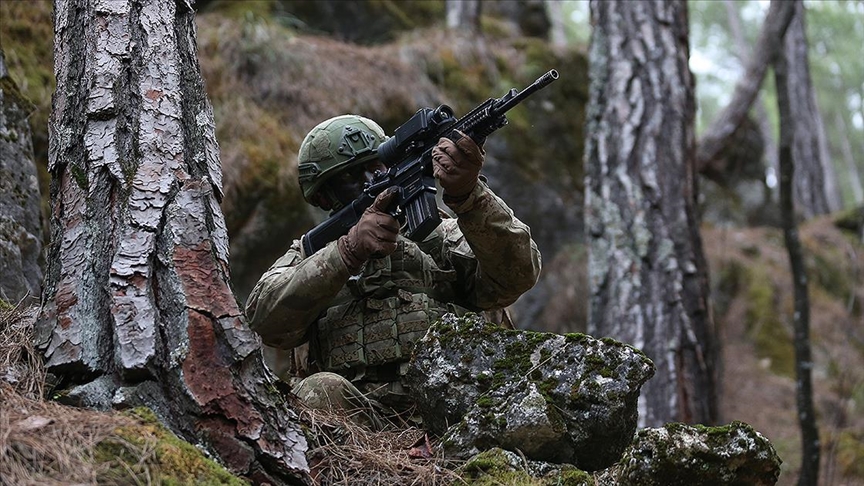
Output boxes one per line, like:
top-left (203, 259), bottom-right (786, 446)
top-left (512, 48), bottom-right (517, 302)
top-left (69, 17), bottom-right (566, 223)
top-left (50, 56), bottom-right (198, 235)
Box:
top-left (605, 421), bottom-right (782, 486)
top-left (459, 448), bottom-right (595, 486)
top-left (0, 51), bottom-right (43, 306)
top-left (406, 313), bottom-right (654, 471)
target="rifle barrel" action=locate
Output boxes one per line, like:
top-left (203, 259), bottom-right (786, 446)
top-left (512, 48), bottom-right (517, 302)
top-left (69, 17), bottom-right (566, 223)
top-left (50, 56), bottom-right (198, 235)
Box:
top-left (495, 69), bottom-right (559, 114)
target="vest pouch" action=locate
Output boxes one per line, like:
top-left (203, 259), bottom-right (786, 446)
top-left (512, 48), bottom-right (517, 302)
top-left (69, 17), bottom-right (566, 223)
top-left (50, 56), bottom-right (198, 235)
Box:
top-left (317, 301), bottom-right (365, 371)
top-left (363, 296), bottom-right (400, 366)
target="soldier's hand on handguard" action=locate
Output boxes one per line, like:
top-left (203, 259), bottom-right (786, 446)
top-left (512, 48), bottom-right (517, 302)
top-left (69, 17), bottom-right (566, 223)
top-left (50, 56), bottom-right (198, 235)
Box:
top-left (337, 187), bottom-right (401, 274)
top-left (432, 130), bottom-right (484, 200)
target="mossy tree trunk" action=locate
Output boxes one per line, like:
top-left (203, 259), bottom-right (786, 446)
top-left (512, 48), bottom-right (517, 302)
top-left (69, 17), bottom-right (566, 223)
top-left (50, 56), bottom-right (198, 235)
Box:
top-left (584, 0), bottom-right (718, 427)
top-left (774, 2), bottom-right (820, 484)
top-left (35, 0), bottom-right (309, 483)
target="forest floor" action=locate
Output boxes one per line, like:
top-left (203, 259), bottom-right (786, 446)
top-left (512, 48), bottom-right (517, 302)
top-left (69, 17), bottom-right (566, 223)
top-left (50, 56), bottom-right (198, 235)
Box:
top-left (704, 216), bottom-right (864, 486)
top-left (1, 216), bottom-right (862, 485)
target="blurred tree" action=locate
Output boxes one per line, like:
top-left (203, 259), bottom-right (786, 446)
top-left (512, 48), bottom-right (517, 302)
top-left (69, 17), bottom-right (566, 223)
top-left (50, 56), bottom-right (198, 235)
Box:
top-left (696, 0), bottom-right (795, 179)
top-left (773, 1), bottom-right (821, 483)
top-left (806, 1), bottom-right (864, 208)
top-left (34, 0), bottom-right (308, 483)
top-left (778, 0), bottom-right (842, 218)
top-left (723, 0), bottom-right (779, 192)
top-left (690, 0), bottom-right (864, 212)
top-left (584, 0), bottom-right (718, 427)
top-left (485, 0), bottom-right (552, 39)
top-left (446, 0), bottom-right (481, 33)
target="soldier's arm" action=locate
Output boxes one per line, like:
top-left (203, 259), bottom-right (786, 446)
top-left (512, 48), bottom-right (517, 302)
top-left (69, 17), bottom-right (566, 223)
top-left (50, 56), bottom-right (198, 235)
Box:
top-left (444, 181), bottom-right (542, 309)
top-left (244, 240), bottom-right (351, 349)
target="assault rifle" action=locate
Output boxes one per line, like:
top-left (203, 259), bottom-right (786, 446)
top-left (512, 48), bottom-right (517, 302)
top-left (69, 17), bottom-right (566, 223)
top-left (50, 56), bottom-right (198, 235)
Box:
top-left (301, 69), bottom-right (559, 257)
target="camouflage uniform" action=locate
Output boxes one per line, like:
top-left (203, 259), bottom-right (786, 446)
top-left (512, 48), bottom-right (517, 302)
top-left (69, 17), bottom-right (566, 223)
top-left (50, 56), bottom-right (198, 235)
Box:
top-left (246, 180), bottom-right (541, 416)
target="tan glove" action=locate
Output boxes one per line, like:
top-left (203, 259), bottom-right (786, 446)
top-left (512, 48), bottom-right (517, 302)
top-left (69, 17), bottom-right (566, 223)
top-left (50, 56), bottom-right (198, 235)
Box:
top-left (337, 187), bottom-right (400, 274)
top-left (432, 131), bottom-right (484, 200)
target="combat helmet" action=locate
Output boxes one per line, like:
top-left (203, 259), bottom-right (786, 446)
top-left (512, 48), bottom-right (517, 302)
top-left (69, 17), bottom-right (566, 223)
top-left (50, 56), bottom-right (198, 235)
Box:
top-left (298, 114), bottom-right (387, 209)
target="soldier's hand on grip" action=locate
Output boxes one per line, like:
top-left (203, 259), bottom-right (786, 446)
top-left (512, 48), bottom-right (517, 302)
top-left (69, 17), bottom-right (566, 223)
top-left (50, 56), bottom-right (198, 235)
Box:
top-left (337, 187), bottom-right (401, 274)
top-left (432, 130), bottom-right (484, 199)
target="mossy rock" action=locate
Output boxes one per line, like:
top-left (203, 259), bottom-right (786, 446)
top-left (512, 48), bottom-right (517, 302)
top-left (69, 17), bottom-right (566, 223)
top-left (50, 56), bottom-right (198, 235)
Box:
top-left (460, 448), bottom-right (595, 486)
top-left (93, 407), bottom-right (247, 485)
top-left (408, 313), bottom-right (654, 471)
top-left (614, 421), bottom-right (782, 486)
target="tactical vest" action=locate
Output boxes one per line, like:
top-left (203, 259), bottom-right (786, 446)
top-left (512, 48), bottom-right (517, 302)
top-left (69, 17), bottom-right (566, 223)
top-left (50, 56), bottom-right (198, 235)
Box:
top-left (314, 236), bottom-right (472, 375)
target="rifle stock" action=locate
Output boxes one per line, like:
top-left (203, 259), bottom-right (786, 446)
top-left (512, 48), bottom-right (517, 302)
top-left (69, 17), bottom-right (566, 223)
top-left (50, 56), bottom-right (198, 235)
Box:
top-left (301, 69), bottom-right (559, 257)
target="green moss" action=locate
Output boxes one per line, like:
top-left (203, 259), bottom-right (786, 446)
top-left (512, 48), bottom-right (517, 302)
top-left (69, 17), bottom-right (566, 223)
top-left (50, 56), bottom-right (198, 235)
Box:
top-left (93, 407), bottom-right (247, 485)
top-left (69, 165), bottom-right (88, 191)
top-left (476, 395), bottom-right (496, 408)
top-left (460, 449), bottom-right (594, 486)
top-left (745, 267), bottom-right (795, 378)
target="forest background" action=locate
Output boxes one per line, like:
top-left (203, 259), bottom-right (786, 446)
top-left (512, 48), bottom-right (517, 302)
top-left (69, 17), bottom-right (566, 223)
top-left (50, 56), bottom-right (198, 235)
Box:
top-left (1, 0), bottom-right (863, 485)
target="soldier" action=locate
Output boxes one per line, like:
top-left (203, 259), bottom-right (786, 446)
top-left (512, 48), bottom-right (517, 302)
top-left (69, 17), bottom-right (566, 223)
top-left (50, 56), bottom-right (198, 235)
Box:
top-left (245, 114), bottom-right (541, 426)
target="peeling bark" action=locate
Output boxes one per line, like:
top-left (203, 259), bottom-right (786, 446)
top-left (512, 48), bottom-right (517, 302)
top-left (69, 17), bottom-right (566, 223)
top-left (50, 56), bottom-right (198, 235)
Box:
top-left (36, 0), bottom-right (309, 482)
top-left (584, 0), bottom-right (718, 427)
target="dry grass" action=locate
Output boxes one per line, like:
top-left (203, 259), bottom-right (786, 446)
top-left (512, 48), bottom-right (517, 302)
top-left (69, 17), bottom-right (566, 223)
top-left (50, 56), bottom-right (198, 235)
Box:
top-left (299, 405), bottom-right (467, 486)
top-left (0, 383), bottom-right (144, 486)
top-left (0, 306), bottom-right (162, 486)
top-left (0, 304), bottom-right (45, 400)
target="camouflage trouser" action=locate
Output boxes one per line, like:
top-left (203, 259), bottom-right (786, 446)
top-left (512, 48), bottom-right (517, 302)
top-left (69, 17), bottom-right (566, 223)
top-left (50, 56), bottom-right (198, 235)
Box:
top-left (292, 372), bottom-right (388, 431)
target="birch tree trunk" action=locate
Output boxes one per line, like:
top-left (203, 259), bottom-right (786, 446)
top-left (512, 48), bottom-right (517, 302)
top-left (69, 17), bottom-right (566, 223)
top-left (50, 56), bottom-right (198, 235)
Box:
top-left (584, 0), bottom-right (718, 427)
top-left (779, 0), bottom-right (841, 218)
top-left (774, 3), bottom-right (820, 484)
top-left (35, 1), bottom-right (309, 483)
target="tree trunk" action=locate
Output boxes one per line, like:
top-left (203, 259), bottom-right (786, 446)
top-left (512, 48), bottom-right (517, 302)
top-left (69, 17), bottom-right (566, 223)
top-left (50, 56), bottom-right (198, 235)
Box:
top-left (774, 4), bottom-right (820, 485)
top-left (834, 111), bottom-right (864, 206)
top-left (35, 1), bottom-right (309, 483)
top-left (697, 0), bottom-right (795, 176)
top-left (723, 0), bottom-right (779, 195)
top-left (446, 0), bottom-right (481, 33)
top-left (584, 0), bottom-right (718, 427)
top-left (546, 0), bottom-right (568, 48)
top-left (0, 49), bottom-right (43, 306)
top-left (780, 1), bottom-right (841, 218)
